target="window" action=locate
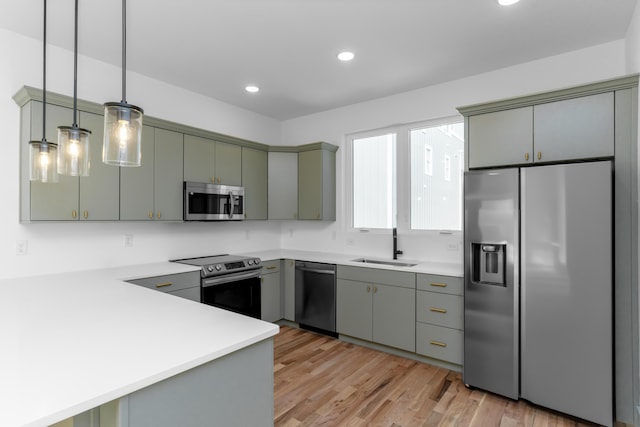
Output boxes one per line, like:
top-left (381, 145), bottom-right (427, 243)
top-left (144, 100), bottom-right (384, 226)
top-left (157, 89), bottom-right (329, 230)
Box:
top-left (349, 117), bottom-right (464, 232)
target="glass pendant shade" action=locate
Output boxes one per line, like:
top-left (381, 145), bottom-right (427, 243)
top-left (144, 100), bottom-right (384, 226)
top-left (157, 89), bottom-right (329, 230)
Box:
top-left (57, 126), bottom-right (91, 176)
top-left (29, 141), bottom-right (58, 183)
top-left (102, 102), bottom-right (144, 166)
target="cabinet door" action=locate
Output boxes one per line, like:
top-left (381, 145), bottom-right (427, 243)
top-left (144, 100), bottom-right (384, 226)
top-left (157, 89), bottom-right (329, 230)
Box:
top-left (298, 150), bottom-right (323, 220)
top-left (215, 141), bottom-right (242, 185)
top-left (468, 106), bottom-right (533, 168)
top-left (78, 111), bottom-right (120, 220)
top-left (120, 125), bottom-right (155, 220)
top-left (29, 102), bottom-right (80, 220)
top-left (336, 279), bottom-right (372, 341)
top-left (372, 284), bottom-right (415, 352)
top-left (533, 92), bottom-right (614, 163)
top-left (241, 147), bottom-right (268, 220)
top-left (154, 129), bottom-right (183, 221)
top-left (283, 259), bottom-right (296, 321)
top-left (268, 152), bottom-right (298, 219)
top-left (183, 134), bottom-right (215, 183)
top-left (261, 271), bottom-right (281, 323)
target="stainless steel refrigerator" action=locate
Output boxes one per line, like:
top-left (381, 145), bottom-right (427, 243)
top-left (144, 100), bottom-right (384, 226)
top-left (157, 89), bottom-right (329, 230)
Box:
top-left (463, 161), bottom-right (613, 427)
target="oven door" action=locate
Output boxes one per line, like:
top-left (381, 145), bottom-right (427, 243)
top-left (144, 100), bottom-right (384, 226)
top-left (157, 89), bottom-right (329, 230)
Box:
top-left (201, 270), bottom-right (261, 318)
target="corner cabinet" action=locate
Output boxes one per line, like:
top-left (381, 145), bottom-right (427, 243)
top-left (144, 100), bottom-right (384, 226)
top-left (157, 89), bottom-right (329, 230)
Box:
top-left (242, 147), bottom-right (268, 220)
top-left (120, 127), bottom-right (184, 221)
top-left (298, 145), bottom-right (336, 220)
top-left (268, 151), bottom-right (298, 220)
top-left (463, 83), bottom-right (621, 169)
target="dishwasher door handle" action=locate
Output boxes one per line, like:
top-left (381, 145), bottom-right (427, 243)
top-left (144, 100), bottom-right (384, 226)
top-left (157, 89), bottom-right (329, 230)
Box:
top-left (296, 267), bottom-right (336, 275)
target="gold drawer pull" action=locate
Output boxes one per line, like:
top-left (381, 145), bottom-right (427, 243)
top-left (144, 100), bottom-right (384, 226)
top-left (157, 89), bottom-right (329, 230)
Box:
top-left (83, 210), bottom-right (88, 219)
top-left (157, 211), bottom-right (161, 219)
top-left (430, 340), bottom-right (447, 348)
top-left (155, 282), bottom-right (173, 288)
top-left (537, 151), bottom-right (542, 160)
top-left (148, 211), bottom-right (154, 219)
top-left (430, 307), bottom-right (447, 314)
top-left (525, 152), bottom-right (529, 161)
top-left (72, 210), bottom-right (77, 219)
top-left (430, 282), bottom-right (447, 288)
top-left (266, 266), bottom-right (277, 270)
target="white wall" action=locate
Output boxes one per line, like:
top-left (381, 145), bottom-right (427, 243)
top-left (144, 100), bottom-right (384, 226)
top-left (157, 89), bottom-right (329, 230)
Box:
top-left (281, 40), bottom-right (627, 264)
top-left (1, 28), bottom-right (283, 279)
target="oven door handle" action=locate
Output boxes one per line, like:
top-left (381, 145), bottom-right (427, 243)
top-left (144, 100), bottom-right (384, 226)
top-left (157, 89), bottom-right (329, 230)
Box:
top-left (202, 270), bottom-right (261, 287)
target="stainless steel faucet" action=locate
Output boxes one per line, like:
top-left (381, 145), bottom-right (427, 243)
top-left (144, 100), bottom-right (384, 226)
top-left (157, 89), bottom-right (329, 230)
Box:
top-left (393, 227), bottom-right (403, 260)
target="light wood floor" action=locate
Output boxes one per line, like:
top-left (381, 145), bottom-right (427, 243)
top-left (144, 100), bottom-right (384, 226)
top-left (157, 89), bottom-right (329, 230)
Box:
top-left (274, 326), bottom-right (597, 427)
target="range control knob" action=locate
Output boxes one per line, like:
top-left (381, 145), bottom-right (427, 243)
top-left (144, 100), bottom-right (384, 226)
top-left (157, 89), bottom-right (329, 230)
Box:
top-left (215, 264), bottom-right (222, 271)
top-left (207, 266), bottom-right (214, 272)
top-left (247, 260), bottom-right (254, 266)
top-left (253, 259), bottom-right (261, 265)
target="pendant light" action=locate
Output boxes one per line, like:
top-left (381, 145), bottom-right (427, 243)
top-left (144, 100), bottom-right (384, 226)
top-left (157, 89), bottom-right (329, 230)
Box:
top-left (102, 0), bottom-right (144, 167)
top-left (29, 0), bottom-right (58, 183)
top-left (58, 0), bottom-right (91, 176)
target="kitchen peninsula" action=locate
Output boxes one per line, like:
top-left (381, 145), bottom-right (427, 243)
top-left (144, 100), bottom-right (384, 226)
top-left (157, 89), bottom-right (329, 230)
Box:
top-left (0, 263), bottom-right (278, 427)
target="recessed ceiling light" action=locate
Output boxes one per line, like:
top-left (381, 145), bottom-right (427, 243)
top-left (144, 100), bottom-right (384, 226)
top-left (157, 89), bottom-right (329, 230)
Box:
top-left (498, 0), bottom-right (520, 5)
top-left (245, 85), bottom-right (260, 93)
top-left (337, 51), bottom-right (355, 62)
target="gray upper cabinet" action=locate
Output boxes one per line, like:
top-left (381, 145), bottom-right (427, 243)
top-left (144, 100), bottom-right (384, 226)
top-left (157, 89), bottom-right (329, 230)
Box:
top-left (120, 126), bottom-right (184, 221)
top-left (533, 92), bottom-right (614, 162)
top-left (298, 147), bottom-right (336, 221)
top-left (468, 106), bottom-right (533, 168)
top-left (464, 87), bottom-right (617, 169)
top-left (268, 152), bottom-right (298, 220)
top-left (78, 111), bottom-right (119, 220)
top-left (241, 147), bottom-right (268, 220)
top-left (183, 135), bottom-right (241, 186)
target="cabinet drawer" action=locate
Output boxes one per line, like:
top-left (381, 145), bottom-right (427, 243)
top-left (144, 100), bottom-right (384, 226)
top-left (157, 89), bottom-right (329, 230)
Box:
top-left (128, 271), bottom-right (200, 293)
top-left (416, 323), bottom-right (463, 365)
top-left (261, 259), bottom-right (281, 273)
top-left (337, 265), bottom-right (415, 289)
top-left (416, 291), bottom-right (463, 329)
top-left (416, 273), bottom-right (462, 295)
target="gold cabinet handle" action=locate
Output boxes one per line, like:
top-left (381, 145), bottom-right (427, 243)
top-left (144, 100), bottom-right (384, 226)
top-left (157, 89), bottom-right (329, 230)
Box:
top-left (266, 266), bottom-right (277, 270)
top-left (211, 176), bottom-right (216, 183)
top-left (316, 213), bottom-right (321, 219)
top-left (83, 210), bottom-right (88, 219)
top-left (72, 210), bottom-right (77, 219)
top-left (373, 286), bottom-right (378, 294)
top-left (155, 282), bottom-right (172, 288)
top-left (157, 211), bottom-right (161, 219)
top-left (148, 211), bottom-right (154, 219)
top-left (524, 152), bottom-right (529, 161)
top-left (430, 307), bottom-right (447, 314)
top-left (366, 285), bottom-right (371, 293)
top-left (430, 340), bottom-right (447, 348)
top-left (430, 282), bottom-right (447, 288)
top-left (537, 151), bottom-right (542, 160)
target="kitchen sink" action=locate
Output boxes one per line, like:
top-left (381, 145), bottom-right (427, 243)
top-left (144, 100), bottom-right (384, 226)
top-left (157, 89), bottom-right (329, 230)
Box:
top-left (351, 258), bottom-right (417, 267)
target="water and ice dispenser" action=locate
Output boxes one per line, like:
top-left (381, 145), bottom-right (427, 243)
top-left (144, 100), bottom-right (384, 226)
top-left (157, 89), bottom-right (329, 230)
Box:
top-left (471, 243), bottom-right (506, 286)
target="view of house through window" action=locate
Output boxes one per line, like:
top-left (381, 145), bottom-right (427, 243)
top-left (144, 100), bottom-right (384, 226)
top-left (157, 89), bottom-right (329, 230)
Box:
top-left (410, 122), bottom-right (464, 230)
top-left (350, 119), bottom-right (463, 232)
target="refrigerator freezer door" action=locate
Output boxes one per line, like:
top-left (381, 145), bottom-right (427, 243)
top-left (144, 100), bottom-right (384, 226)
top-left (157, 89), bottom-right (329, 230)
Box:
top-left (464, 168), bottom-right (519, 399)
top-left (521, 161), bottom-right (612, 426)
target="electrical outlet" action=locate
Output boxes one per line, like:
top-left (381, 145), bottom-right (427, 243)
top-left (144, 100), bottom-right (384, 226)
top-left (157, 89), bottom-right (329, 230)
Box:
top-left (331, 231), bottom-right (336, 240)
top-left (16, 240), bottom-right (28, 256)
top-left (289, 229), bottom-right (294, 238)
top-left (124, 234), bottom-right (134, 247)
top-left (346, 239), bottom-right (355, 246)
top-left (245, 230), bottom-right (250, 240)
top-left (446, 243), bottom-right (459, 251)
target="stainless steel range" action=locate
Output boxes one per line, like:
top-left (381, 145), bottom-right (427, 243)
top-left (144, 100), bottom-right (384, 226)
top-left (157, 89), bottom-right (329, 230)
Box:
top-left (172, 254), bottom-right (262, 318)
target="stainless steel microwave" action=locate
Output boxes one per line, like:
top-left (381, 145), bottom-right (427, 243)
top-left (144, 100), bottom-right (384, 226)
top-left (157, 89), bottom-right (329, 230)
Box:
top-left (183, 181), bottom-right (245, 221)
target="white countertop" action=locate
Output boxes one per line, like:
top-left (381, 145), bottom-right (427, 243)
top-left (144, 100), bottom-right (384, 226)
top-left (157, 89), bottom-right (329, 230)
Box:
top-left (0, 262), bottom-right (279, 427)
top-left (242, 249), bottom-right (463, 277)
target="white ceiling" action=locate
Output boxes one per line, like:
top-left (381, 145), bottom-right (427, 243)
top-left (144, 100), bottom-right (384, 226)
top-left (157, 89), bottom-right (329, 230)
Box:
top-left (1, 0), bottom-right (638, 120)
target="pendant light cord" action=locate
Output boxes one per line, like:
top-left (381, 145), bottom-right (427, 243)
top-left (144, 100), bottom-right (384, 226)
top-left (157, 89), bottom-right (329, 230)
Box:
top-left (72, 0), bottom-right (78, 127)
top-left (42, 0), bottom-right (47, 143)
top-left (122, 0), bottom-right (126, 103)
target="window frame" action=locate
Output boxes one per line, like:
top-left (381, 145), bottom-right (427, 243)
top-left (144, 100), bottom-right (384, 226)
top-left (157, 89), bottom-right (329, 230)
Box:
top-left (345, 116), bottom-right (464, 237)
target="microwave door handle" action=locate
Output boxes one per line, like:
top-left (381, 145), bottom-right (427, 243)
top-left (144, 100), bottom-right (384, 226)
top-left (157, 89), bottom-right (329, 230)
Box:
top-left (228, 191), bottom-right (234, 219)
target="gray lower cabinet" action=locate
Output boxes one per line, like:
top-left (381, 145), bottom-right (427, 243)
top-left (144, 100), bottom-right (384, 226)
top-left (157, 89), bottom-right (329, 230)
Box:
top-left (127, 271), bottom-right (201, 302)
top-left (336, 265), bottom-right (415, 352)
top-left (242, 147), bottom-right (268, 220)
top-left (19, 102), bottom-right (119, 221)
top-left (282, 259), bottom-right (296, 321)
top-left (415, 273), bottom-right (463, 365)
top-left (261, 260), bottom-right (282, 322)
top-left (120, 127), bottom-right (184, 221)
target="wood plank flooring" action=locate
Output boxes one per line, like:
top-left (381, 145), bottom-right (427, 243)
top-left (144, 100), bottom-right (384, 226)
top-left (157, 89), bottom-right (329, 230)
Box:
top-left (274, 326), bottom-right (597, 427)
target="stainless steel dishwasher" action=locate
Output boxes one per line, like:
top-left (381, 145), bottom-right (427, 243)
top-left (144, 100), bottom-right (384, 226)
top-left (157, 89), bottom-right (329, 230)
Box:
top-left (295, 261), bottom-right (336, 336)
